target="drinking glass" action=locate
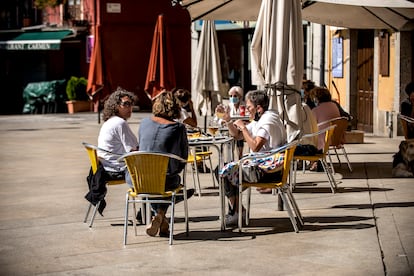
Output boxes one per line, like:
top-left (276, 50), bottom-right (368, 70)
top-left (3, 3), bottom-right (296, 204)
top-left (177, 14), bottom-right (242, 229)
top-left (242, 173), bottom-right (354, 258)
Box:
top-left (208, 120), bottom-right (219, 141)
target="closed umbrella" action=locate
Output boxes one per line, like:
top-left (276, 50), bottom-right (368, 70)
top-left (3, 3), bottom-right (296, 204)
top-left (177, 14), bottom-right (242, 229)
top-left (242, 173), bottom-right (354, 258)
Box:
top-left (193, 20), bottom-right (223, 122)
top-left (144, 14), bottom-right (176, 100)
top-left (87, 24), bottom-right (104, 101)
top-left (87, 24), bottom-right (106, 123)
top-left (251, 0), bottom-right (303, 142)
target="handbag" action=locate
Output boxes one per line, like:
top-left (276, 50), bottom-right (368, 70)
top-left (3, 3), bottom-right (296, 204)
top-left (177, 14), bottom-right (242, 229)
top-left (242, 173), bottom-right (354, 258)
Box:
top-left (241, 164), bottom-right (264, 183)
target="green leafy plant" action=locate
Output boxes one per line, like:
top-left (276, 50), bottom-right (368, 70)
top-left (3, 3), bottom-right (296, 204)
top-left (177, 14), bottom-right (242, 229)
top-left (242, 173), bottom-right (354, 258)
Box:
top-left (34, 0), bottom-right (67, 9)
top-left (66, 76), bottom-right (88, 101)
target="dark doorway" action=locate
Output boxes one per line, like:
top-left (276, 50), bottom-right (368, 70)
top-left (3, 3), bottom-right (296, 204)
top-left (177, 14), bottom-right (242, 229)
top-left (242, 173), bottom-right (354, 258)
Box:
top-left (356, 30), bottom-right (374, 132)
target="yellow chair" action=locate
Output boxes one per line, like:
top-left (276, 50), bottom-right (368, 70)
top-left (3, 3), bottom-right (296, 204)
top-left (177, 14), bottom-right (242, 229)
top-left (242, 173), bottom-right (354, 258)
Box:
top-left (293, 125), bottom-right (337, 193)
top-left (399, 113), bottom-right (414, 139)
top-left (237, 141), bottom-right (302, 233)
top-left (323, 117), bottom-right (353, 173)
top-left (195, 150), bottom-right (216, 188)
top-left (119, 151), bottom-right (189, 245)
top-left (82, 142), bottom-right (125, 228)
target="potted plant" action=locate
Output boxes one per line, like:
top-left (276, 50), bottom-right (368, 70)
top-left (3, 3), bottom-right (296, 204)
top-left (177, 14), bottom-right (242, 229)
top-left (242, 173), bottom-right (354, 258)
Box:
top-left (66, 76), bottom-right (91, 113)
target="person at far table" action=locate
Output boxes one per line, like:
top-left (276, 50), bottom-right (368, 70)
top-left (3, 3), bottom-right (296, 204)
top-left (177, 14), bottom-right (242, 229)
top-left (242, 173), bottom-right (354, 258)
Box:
top-left (309, 86), bottom-right (341, 171)
top-left (218, 90), bottom-right (287, 227)
top-left (215, 86), bottom-right (246, 159)
top-left (173, 88), bottom-right (198, 128)
top-left (138, 90), bottom-right (194, 237)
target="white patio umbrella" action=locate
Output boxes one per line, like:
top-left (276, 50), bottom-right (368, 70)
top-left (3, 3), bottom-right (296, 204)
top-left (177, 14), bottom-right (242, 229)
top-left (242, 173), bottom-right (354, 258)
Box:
top-left (193, 20), bottom-right (223, 122)
top-left (251, 0), bottom-right (304, 142)
top-left (302, 0), bottom-right (414, 31)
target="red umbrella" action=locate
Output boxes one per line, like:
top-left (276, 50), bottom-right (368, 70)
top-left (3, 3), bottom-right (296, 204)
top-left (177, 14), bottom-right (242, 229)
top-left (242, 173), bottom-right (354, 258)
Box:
top-left (87, 24), bottom-right (104, 107)
top-left (144, 14), bottom-right (176, 100)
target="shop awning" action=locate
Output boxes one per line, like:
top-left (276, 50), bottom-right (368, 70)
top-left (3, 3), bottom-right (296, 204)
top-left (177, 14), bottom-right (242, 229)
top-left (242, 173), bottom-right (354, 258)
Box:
top-left (0, 30), bottom-right (73, 50)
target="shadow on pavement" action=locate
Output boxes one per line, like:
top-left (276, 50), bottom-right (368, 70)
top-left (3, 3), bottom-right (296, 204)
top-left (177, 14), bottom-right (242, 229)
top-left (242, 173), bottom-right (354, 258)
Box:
top-left (332, 201), bottom-right (414, 209)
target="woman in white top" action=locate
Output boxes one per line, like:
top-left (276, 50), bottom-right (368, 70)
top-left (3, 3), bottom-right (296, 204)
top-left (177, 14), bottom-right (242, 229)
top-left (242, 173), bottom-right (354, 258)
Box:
top-left (97, 87), bottom-right (139, 187)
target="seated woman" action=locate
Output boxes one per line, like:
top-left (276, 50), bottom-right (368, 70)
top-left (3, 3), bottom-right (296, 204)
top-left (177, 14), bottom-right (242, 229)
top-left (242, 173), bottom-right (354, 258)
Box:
top-left (310, 87), bottom-right (341, 171)
top-left (97, 87), bottom-right (139, 186)
top-left (218, 90), bottom-right (287, 226)
top-left (216, 86), bottom-right (246, 159)
top-left (138, 91), bottom-right (194, 237)
top-left (173, 88), bottom-right (198, 128)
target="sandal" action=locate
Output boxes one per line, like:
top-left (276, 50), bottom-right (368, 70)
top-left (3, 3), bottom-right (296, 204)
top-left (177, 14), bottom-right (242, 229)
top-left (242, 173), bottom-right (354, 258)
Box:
top-left (146, 214), bottom-right (163, 237)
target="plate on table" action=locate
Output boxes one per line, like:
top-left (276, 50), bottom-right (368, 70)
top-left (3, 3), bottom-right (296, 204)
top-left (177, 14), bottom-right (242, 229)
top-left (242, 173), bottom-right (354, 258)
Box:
top-left (230, 116), bottom-right (250, 121)
top-left (188, 136), bottom-right (213, 142)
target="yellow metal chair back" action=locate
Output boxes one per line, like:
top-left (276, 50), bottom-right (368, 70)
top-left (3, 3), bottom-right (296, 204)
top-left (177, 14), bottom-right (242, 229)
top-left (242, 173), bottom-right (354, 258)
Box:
top-left (293, 125), bottom-right (337, 193)
top-left (82, 142), bottom-right (125, 228)
top-left (84, 144), bottom-right (99, 174)
top-left (119, 151), bottom-right (189, 245)
top-left (237, 141), bottom-right (301, 233)
top-left (327, 117), bottom-right (353, 172)
top-left (123, 152), bottom-right (170, 195)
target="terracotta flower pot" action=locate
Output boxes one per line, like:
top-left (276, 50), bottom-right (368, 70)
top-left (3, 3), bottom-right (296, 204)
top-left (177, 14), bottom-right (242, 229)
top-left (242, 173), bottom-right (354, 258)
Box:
top-left (66, 100), bottom-right (91, 114)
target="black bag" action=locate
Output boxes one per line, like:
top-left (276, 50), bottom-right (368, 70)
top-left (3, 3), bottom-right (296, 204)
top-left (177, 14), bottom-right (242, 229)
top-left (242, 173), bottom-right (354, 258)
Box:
top-left (294, 144), bottom-right (318, 156)
top-left (241, 164), bottom-right (264, 183)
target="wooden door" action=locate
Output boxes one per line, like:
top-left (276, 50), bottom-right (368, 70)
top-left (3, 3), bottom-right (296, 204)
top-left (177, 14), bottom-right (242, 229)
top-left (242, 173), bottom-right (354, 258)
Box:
top-left (357, 30), bottom-right (374, 132)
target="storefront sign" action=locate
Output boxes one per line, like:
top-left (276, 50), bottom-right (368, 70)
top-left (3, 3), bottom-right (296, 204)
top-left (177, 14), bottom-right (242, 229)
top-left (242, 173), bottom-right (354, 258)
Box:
top-left (107, 3), bottom-right (121, 13)
top-left (332, 37), bottom-right (343, 78)
top-left (0, 40), bottom-right (61, 50)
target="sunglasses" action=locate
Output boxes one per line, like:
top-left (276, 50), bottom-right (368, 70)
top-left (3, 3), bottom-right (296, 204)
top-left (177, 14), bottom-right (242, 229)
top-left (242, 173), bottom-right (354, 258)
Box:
top-left (119, 101), bottom-right (133, 107)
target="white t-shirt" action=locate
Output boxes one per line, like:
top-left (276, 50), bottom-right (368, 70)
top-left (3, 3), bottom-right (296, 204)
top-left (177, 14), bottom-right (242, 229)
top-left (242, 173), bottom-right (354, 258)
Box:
top-left (97, 116), bottom-right (138, 172)
top-left (246, 111), bottom-right (287, 152)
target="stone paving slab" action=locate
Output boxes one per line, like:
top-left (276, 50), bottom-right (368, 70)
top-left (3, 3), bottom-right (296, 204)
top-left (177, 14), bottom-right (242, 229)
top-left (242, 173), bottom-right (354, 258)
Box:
top-left (0, 113), bottom-right (413, 275)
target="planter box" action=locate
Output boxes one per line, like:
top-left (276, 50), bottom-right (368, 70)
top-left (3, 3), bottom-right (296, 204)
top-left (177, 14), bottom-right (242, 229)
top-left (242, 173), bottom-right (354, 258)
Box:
top-left (344, 130), bottom-right (364, 144)
top-left (66, 100), bottom-right (91, 114)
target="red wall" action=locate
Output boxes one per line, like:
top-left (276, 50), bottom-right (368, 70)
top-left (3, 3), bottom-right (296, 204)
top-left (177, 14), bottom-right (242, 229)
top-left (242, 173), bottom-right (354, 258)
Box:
top-left (98, 0), bottom-right (191, 109)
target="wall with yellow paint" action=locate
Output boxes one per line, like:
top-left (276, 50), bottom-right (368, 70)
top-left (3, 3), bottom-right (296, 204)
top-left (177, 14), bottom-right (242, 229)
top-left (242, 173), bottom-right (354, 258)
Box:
top-left (377, 33), bottom-right (395, 112)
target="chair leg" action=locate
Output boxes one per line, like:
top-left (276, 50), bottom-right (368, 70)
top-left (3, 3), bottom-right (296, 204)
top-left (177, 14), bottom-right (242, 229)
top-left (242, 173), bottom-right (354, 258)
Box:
top-left (123, 193), bottom-right (130, 246)
top-left (89, 201), bottom-right (101, 228)
top-left (246, 187), bottom-right (251, 225)
top-left (286, 187), bottom-right (303, 226)
top-left (169, 196), bottom-right (175, 245)
top-left (207, 156), bottom-right (216, 188)
top-left (293, 160), bottom-right (299, 190)
top-left (84, 203), bottom-right (92, 223)
top-left (238, 185), bottom-right (243, 232)
top-left (278, 189), bottom-right (299, 233)
top-left (132, 201), bottom-right (137, 236)
top-left (192, 157), bottom-right (202, 197)
top-left (342, 147), bottom-right (353, 172)
top-left (183, 188), bottom-right (189, 236)
top-left (321, 159), bottom-right (337, 193)
top-left (328, 150), bottom-right (335, 175)
top-left (334, 148), bottom-right (341, 165)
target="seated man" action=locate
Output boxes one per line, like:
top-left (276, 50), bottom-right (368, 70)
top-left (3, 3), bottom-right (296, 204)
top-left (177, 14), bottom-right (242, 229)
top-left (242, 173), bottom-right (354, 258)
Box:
top-left (219, 90), bottom-right (287, 226)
